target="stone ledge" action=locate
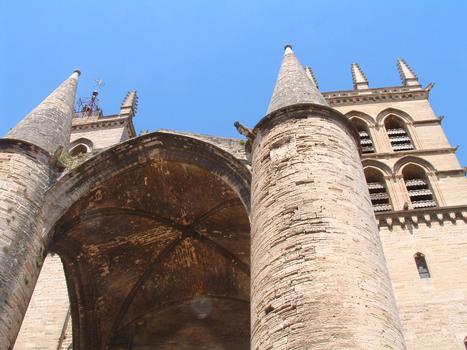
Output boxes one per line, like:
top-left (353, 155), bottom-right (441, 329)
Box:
top-left (376, 205), bottom-right (467, 229)
top-left (323, 85), bottom-right (428, 107)
top-left (361, 147), bottom-right (458, 160)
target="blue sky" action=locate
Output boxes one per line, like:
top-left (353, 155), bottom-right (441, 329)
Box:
top-left (1, 1), bottom-right (466, 164)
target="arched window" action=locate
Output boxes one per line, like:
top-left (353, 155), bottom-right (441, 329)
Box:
top-left (384, 116), bottom-right (414, 151)
top-left (69, 144), bottom-right (89, 157)
top-left (464, 336), bottom-right (467, 349)
top-left (352, 118), bottom-right (374, 154)
top-left (414, 252), bottom-right (430, 279)
top-left (365, 168), bottom-right (392, 212)
top-left (402, 164), bottom-right (437, 209)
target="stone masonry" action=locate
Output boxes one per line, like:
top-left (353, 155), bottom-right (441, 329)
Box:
top-left (5, 46), bottom-right (467, 349)
top-left (0, 71), bottom-right (79, 349)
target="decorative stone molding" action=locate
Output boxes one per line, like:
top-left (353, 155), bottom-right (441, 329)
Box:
top-left (376, 205), bottom-right (467, 229)
top-left (361, 147), bottom-right (458, 160)
top-left (323, 86), bottom-right (428, 107)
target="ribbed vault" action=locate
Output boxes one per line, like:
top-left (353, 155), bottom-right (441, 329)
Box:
top-left (50, 133), bottom-right (251, 350)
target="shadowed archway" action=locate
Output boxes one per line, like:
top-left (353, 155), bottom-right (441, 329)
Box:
top-left (48, 132), bottom-right (251, 349)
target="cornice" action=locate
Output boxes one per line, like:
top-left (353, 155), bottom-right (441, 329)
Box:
top-left (361, 147), bottom-right (457, 160)
top-left (322, 85), bottom-right (427, 107)
top-left (71, 114), bottom-right (129, 131)
top-left (376, 205), bottom-right (467, 229)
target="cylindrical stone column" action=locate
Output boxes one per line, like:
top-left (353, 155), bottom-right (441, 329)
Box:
top-left (0, 141), bottom-right (54, 349)
top-left (250, 104), bottom-right (406, 349)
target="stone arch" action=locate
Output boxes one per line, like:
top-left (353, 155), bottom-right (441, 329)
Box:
top-left (349, 117), bottom-right (376, 153)
top-left (41, 131), bottom-right (252, 349)
top-left (345, 110), bottom-right (376, 127)
top-left (362, 159), bottom-right (393, 177)
top-left (375, 107), bottom-right (414, 126)
top-left (363, 161), bottom-right (394, 212)
top-left (380, 109), bottom-right (418, 151)
top-left (394, 156), bottom-right (437, 176)
top-left (69, 137), bottom-right (93, 155)
top-left (398, 159), bottom-right (440, 208)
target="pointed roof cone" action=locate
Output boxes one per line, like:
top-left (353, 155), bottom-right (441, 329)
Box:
top-left (267, 45), bottom-right (328, 114)
top-left (5, 70), bottom-right (80, 154)
top-left (351, 63), bottom-right (369, 90)
top-left (120, 90), bottom-right (138, 117)
top-left (397, 59), bottom-right (420, 86)
top-left (304, 67), bottom-right (320, 89)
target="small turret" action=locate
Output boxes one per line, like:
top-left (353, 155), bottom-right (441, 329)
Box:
top-left (5, 70), bottom-right (80, 154)
top-left (397, 59), bottom-right (420, 86)
top-left (351, 62), bottom-right (369, 90)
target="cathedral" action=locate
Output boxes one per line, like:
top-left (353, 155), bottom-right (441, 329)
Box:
top-left (1, 45), bottom-right (466, 350)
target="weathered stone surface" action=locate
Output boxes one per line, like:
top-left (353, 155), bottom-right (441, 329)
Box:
top-left (250, 106), bottom-right (406, 349)
top-left (0, 142), bottom-right (54, 349)
top-left (267, 46), bottom-right (327, 114)
top-left (20, 132), bottom-right (251, 349)
top-left (7, 49), bottom-right (467, 350)
top-left (14, 254), bottom-right (70, 350)
top-left (5, 72), bottom-right (79, 155)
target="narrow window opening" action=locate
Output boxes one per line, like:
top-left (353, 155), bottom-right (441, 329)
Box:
top-left (463, 336), bottom-right (467, 349)
top-left (403, 165), bottom-right (437, 209)
top-left (385, 116), bottom-right (414, 151)
top-left (414, 252), bottom-right (430, 279)
top-left (365, 168), bottom-right (392, 212)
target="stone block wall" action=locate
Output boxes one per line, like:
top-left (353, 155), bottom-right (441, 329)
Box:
top-left (380, 220), bottom-right (467, 349)
top-left (250, 109), bottom-right (405, 349)
top-left (70, 124), bottom-right (129, 151)
top-left (14, 255), bottom-right (70, 350)
top-left (0, 143), bottom-right (54, 349)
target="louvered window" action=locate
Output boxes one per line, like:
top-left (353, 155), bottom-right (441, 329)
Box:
top-left (403, 165), bottom-right (437, 209)
top-left (352, 119), bottom-right (374, 154)
top-left (365, 169), bottom-right (392, 212)
top-left (385, 116), bottom-right (414, 151)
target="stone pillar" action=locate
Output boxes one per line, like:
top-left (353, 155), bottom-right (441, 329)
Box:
top-left (250, 104), bottom-right (406, 349)
top-left (0, 141), bottom-right (54, 349)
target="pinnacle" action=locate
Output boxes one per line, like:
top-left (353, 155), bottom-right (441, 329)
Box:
top-left (397, 59), bottom-right (419, 86)
top-left (267, 45), bottom-right (327, 114)
top-left (4, 71), bottom-right (80, 154)
top-left (351, 63), bottom-right (369, 90)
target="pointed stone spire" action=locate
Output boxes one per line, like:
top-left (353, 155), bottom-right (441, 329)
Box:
top-left (267, 45), bottom-right (327, 114)
top-left (397, 59), bottom-right (420, 86)
top-left (304, 67), bottom-right (319, 89)
top-left (119, 90), bottom-right (138, 117)
top-left (351, 63), bottom-right (369, 90)
top-left (5, 70), bottom-right (80, 154)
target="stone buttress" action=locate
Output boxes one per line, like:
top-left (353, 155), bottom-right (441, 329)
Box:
top-left (249, 46), bottom-right (406, 349)
top-left (0, 71), bottom-right (79, 349)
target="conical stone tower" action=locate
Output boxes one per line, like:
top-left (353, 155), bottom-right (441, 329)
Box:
top-left (0, 71), bottom-right (79, 349)
top-left (250, 46), bottom-right (406, 349)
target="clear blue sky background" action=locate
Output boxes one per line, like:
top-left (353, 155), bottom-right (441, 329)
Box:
top-left (1, 1), bottom-right (466, 164)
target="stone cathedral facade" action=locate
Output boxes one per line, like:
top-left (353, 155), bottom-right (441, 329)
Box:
top-left (1, 46), bottom-right (467, 350)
